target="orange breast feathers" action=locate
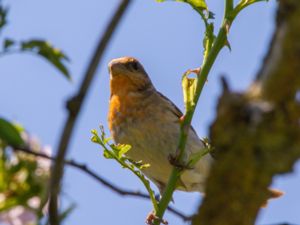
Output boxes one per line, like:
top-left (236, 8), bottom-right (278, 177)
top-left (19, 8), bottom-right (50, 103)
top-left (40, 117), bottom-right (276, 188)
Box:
top-left (108, 76), bottom-right (145, 131)
top-left (110, 74), bottom-right (138, 95)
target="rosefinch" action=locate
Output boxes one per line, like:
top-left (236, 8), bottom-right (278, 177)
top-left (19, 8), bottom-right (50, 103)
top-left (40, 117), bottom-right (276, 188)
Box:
top-left (108, 56), bottom-right (213, 193)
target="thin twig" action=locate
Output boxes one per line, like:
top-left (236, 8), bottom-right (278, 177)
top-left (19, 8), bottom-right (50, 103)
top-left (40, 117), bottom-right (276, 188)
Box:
top-left (14, 147), bottom-right (191, 222)
top-left (48, 1), bottom-right (132, 224)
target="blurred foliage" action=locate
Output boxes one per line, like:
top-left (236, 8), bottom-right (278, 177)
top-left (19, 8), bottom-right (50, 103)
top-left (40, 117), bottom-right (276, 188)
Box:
top-left (0, 121), bottom-right (50, 224)
top-left (0, 1), bottom-right (71, 80)
top-left (0, 1), bottom-right (73, 224)
top-left (20, 40), bottom-right (70, 79)
top-left (0, 3), bottom-right (8, 33)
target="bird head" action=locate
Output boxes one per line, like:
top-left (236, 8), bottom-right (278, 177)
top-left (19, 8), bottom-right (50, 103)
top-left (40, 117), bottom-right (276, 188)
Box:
top-left (108, 57), bottom-right (153, 95)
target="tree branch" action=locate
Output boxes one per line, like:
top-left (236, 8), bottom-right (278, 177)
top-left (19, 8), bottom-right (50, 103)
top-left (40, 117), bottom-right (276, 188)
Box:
top-left (48, 1), bottom-right (132, 224)
top-left (193, 1), bottom-right (300, 224)
top-left (13, 146), bottom-right (191, 222)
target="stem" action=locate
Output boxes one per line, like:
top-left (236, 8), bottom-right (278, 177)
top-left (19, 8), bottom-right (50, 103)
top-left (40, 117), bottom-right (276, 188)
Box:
top-left (153, 14), bottom-right (229, 225)
top-left (116, 155), bottom-right (159, 212)
top-left (225, 0), bottom-right (234, 19)
top-left (98, 140), bottom-right (159, 212)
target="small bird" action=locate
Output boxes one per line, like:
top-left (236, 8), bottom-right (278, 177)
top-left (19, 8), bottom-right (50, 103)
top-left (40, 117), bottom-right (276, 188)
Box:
top-left (108, 56), bottom-right (213, 193)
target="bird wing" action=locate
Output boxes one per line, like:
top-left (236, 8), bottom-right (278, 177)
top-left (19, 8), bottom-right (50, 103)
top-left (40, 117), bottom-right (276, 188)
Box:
top-left (157, 91), bottom-right (199, 136)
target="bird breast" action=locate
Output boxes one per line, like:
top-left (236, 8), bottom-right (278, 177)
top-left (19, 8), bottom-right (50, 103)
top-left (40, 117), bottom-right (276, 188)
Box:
top-left (108, 92), bottom-right (181, 182)
top-left (108, 91), bottom-right (213, 192)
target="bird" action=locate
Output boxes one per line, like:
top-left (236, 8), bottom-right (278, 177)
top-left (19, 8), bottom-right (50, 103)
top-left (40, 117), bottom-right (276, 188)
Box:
top-left (107, 56), bottom-right (213, 194)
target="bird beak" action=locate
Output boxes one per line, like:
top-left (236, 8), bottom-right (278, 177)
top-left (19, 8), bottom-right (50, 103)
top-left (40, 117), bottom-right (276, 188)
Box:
top-left (108, 58), bottom-right (126, 76)
top-left (108, 59), bottom-right (118, 74)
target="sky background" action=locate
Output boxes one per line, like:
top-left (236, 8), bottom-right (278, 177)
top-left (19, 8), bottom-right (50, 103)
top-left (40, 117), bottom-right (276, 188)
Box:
top-left (1, 0), bottom-right (300, 224)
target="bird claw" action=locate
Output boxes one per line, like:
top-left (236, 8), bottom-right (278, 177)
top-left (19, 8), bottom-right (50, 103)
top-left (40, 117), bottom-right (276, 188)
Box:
top-left (168, 154), bottom-right (193, 170)
top-left (146, 212), bottom-right (168, 225)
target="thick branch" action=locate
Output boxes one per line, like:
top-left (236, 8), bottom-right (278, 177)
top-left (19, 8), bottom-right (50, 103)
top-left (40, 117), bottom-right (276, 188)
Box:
top-left (254, 0), bottom-right (300, 103)
top-left (48, 1), bottom-right (132, 224)
top-left (193, 1), bottom-right (300, 225)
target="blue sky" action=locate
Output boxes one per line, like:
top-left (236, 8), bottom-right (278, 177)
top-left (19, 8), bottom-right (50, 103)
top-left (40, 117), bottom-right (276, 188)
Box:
top-left (1, 0), bottom-right (299, 224)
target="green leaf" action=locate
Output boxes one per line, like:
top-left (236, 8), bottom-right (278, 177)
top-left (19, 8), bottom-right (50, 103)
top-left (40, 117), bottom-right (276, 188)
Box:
top-left (117, 144), bottom-right (131, 158)
top-left (182, 70), bottom-right (198, 111)
top-left (0, 5), bottom-right (8, 32)
top-left (3, 38), bottom-right (15, 49)
top-left (230, 0), bottom-right (268, 20)
top-left (140, 163), bottom-right (151, 170)
top-left (21, 39), bottom-right (71, 80)
top-left (156, 0), bottom-right (207, 10)
top-left (185, 0), bottom-right (207, 10)
top-left (0, 118), bottom-right (24, 147)
top-left (91, 129), bottom-right (101, 143)
top-left (103, 149), bottom-right (113, 159)
top-left (103, 137), bottom-right (112, 145)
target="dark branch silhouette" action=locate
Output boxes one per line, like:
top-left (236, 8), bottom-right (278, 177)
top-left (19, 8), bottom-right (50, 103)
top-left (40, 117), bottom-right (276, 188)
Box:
top-left (48, 1), bottom-right (133, 224)
top-left (13, 146), bottom-right (191, 222)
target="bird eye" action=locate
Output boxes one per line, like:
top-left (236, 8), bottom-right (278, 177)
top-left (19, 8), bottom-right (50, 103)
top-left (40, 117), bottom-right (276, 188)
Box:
top-left (130, 61), bottom-right (139, 71)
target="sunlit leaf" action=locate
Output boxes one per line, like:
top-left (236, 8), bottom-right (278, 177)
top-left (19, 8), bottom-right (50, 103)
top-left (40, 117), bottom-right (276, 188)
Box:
top-left (91, 129), bottom-right (101, 143)
top-left (156, 0), bottom-right (207, 9)
top-left (117, 144), bottom-right (131, 158)
top-left (103, 137), bottom-right (112, 145)
top-left (185, 0), bottom-right (207, 10)
top-left (103, 149), bottom-right (113, 159)
top-left (182, 70), bottom-right (198, 111)
top-left (140, 163), bottom-right (151, 170)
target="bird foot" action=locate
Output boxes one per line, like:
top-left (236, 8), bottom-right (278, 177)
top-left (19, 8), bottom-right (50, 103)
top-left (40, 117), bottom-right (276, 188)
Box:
top-left (168, 154), bottom-right (193, 170)
top-left (145, 212), bottom-right (168, 225)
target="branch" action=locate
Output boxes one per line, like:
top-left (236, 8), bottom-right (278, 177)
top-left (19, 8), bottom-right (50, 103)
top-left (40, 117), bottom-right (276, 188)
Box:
top-left (13, 147), bottom-right (191, 222)
top-left (48, 1), bottom-right (132, 224)
top-left (254, 0), bottom-right (300, 103)
top-left (193, 1), bottom-right (300, 224)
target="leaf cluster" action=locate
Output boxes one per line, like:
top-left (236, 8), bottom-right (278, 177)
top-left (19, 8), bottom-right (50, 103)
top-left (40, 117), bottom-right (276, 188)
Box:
top-left (0, 149), bottom-right (47, 212)
top-left (91, 127), bottom-right (159, 212)
top-left (0, 120), bottom-right (49, 219)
